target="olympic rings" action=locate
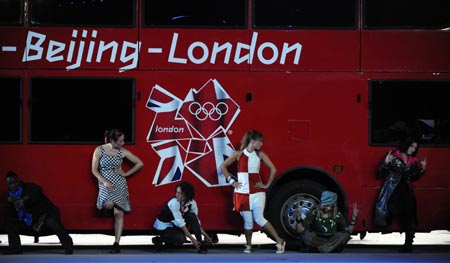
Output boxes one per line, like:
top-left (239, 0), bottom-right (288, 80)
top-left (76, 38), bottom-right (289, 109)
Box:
top-left (188, 102), bottom-right (229, 121)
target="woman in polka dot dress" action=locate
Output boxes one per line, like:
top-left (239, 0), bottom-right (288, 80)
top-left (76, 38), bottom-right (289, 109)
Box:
top-left (91, 128), bottom-right (144, 253)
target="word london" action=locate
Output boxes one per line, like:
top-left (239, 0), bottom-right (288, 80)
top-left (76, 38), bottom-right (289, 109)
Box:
top-left (155, 125), bottom-right (185, 133)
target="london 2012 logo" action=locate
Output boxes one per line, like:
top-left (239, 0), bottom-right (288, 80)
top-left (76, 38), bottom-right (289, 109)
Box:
top-left (146, 79), bottom-right (240, 187)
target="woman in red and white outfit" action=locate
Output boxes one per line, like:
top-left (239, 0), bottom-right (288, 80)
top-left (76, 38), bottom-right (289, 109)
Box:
top-left (221, 130), bottom-right (285, 254)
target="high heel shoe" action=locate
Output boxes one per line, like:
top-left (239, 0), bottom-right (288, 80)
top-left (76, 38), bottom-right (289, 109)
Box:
top-left (110, 242), bottom-right (120, 254)
top-left (276, 240), bottom-right (285, 254)
top-left (243, 245), bottom-right (253, 253)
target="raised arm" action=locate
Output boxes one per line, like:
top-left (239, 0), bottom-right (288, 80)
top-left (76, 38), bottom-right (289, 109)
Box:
top-left (346, 202), bottom-right (359, 234)
top-left (120, 148), bottom-right (144, 177)
top-left (258, 151), bottom-right (277, 189)
top-left (410, 157), bottom-right (426, 182)
top-left (377, 150), bottom-right (393, 179)
top-left (220, 151), bottom-right (239, 179)
top-left (295, 206), bottom-right (311, 234)
top-left (220, 151), bottom-right (242, 188)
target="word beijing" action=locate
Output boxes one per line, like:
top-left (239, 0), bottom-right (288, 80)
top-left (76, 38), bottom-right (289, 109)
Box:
top-left (22, 30), bottom-right (302, 72)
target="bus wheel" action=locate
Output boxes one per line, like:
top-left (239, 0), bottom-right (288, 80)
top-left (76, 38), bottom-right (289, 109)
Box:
top-left (267, 180), bottom-right (326, 248)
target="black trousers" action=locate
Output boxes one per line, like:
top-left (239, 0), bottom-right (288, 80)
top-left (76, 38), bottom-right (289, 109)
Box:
top-left (5, 212), bottom-right (73, 250)
top-left (301, 231), bottom-right (350, 253)
top-left (157, 212), bottom-right (202, 246)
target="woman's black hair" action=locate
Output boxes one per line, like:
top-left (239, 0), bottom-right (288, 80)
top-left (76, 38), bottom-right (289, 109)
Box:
top-left (398, 137), bottom-right (419, 157)
top-left (104, 128), bottom-right (124, 143)
top-left (176, 181), bottom-right (195, 201)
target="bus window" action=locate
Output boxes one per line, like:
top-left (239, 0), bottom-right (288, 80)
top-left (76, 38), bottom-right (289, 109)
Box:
top-left (364, 0), bottom-right (450, 29)
top-left (29, 78), bottom-right (135, 144)
top-left (0, 0), bottom-right (22, 25)
top-left (29, 0), bottom-right (135, 27)
top-left (142, 0), bottom-right (246, 28)
top-left (369, 80), bottom-right (450, 146)
top-left (253, 0), bottom-right (357, 29)
top-left (0, 77), bottom-right (22, 143)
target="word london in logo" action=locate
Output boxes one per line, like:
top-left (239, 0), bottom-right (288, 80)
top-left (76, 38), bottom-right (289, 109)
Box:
top-left (154, 125), bottom-right (185, 133)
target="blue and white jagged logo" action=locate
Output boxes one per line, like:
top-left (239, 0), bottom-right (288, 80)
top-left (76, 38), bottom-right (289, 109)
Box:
top-left (146, 79), bottom-right (240, 187)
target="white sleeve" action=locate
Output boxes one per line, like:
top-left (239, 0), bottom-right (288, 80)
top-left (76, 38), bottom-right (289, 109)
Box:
top-left (168, 198), bottom-right (186, 228)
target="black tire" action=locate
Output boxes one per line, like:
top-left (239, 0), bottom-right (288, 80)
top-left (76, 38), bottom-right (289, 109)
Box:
top-left (266, 180), bottom-right (327, 248)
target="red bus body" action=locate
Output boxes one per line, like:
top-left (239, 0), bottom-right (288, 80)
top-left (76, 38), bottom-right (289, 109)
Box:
top-left (1, 1), bottom-right (449, 243)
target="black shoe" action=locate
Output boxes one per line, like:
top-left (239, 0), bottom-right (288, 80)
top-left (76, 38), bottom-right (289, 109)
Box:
top-left (197, 246), bottom-right (208, 254)
top-left (399, 245), bottom-right (413, 253)
top-left (210, 234), bottom-right (219, 244)
top-left (3, 248), bottom-right (23, 255)
top-left (197, 248), bottom-right (208, 254)
top-left (109, 242), bottom-right (120, 254)
top-left (152, 237), bottom-right (163, 252)
top-left (64, 248), bottom-right (74, 255)
top-left (334, 245), bottom-right (345, 253)
top-left (197, 242), bottom-right (209, 254)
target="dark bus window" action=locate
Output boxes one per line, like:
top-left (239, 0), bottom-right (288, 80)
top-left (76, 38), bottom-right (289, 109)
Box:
top-left (364, 0), bottom-right (450, 29)
top-left (370, 80), bottom-right (450, 146)
top-left (0, 0), bottom-right (22, 25)
top-left (29, 78), bottom-right (135, 144)
top-left (253, 0), bottom-right (357, 29)
top-left (143, 0), bottom-right (246, 28)
top-left (0, 78), bottom-right (22, 143)
top-left (30, 0), bottom-right (135, 27)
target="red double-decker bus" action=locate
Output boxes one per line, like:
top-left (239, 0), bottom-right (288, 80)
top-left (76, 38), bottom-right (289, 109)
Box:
top-left (1, 0), bottom-right (449, 245)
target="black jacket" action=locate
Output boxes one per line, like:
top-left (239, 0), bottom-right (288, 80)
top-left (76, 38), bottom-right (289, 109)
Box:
top-left (373, 152), bottom-right (424, 227)
top-left (6, 181), bottom-right (60, 224)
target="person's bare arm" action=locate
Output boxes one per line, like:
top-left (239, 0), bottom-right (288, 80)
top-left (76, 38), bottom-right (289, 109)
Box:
top-left (295, 206), bottom-right (307, 233)
top-left (220, 151), bottom-right (242, 188)
top-left (119, 148), bottom-right (144, 177)
top-left (256, 151), bottom-right (277, 189)
top-left (180, 225), bottom-right (201, 248)
top-left (347, 203), bottom-right (359, 234)
top-left (91, 146), bottom-right (114, 191)
top-left (200, 227), bottom-right (213, 243)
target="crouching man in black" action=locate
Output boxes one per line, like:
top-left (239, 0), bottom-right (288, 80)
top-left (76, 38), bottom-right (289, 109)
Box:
top-left (3, 171), bottom-right (73, 255)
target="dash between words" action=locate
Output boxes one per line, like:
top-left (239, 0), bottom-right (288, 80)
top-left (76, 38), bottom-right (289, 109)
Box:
top-left (22, 30), bottom-right (303, 72)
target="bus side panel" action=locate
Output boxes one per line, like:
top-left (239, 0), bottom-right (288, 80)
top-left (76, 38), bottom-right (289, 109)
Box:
top-left (362, 31), bottom-right (450, 72)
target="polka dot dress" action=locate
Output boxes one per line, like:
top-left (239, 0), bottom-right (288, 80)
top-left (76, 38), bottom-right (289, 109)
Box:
top-left (96, 146), bottom-right (131, 212)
